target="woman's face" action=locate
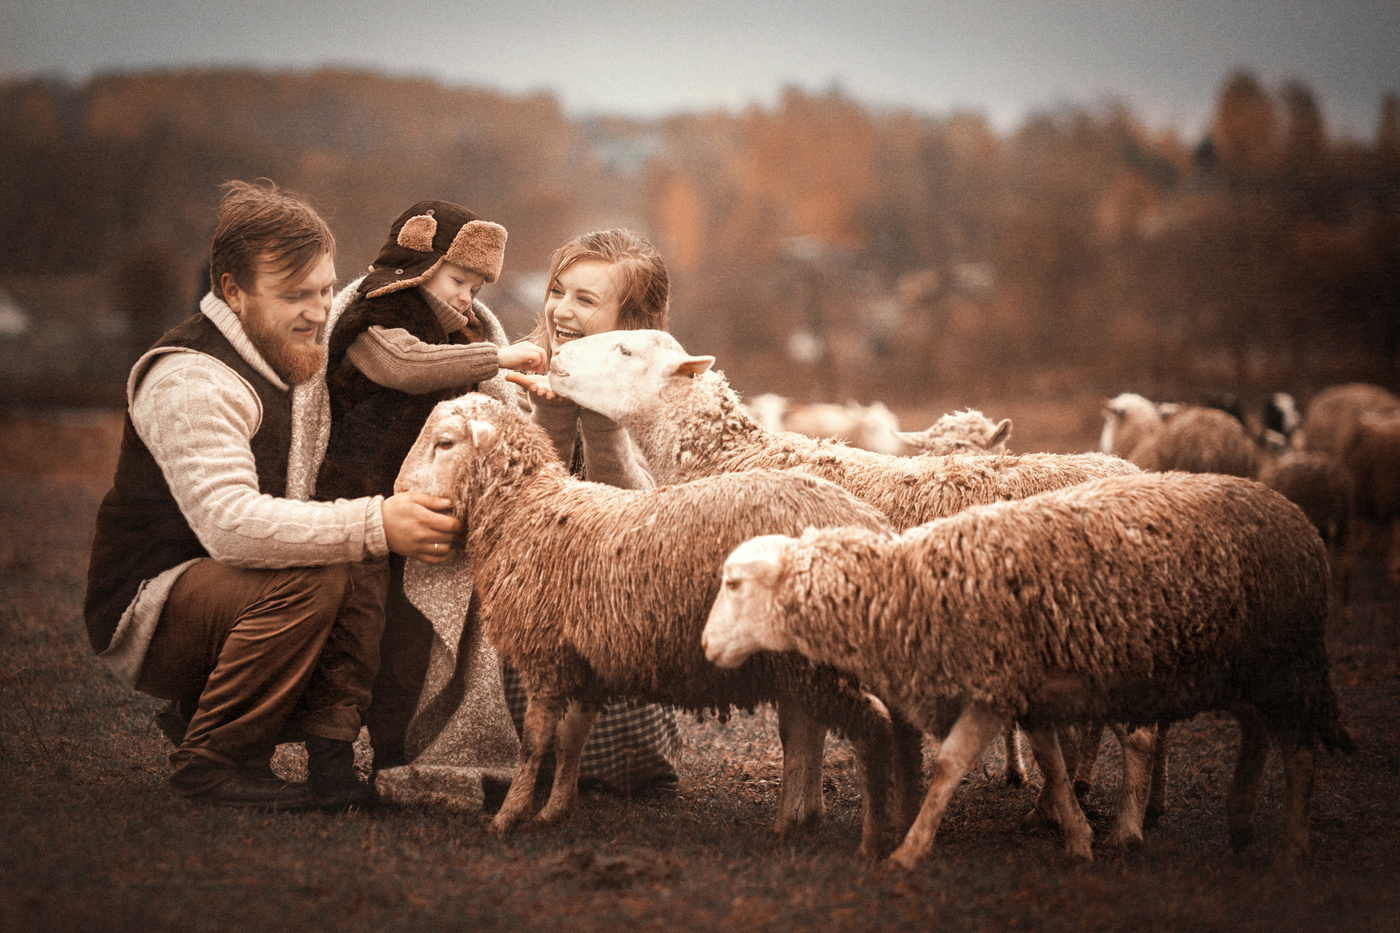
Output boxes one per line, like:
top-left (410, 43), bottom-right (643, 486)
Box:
top-left (544, 259), bottom-right (621, 352)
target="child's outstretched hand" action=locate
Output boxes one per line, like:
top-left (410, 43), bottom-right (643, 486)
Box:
top-left (499, 340), bottom-right (548, 373)
top-left (505, 371), bottom-right (555, 399)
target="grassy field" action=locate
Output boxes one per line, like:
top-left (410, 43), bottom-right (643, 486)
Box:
top-left (2, 404), bottom-right (1398, 933)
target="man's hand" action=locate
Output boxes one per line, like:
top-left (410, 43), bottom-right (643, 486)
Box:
top-left (382, 490), bottom-right (460, 563)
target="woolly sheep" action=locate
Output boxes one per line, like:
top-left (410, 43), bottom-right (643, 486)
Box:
top-left (887, 406), bottom-right (1027, 786)
top-left (783, 399), bottom-right (909, 455)
top-left (547, 329), bottom-right (1140, 830)
top-left (1297, 382), bottom-right (1400, 460)
top-left (893, 408), bottom-right (1013, 457)
top-left (1101, 392), bottom-right (1258, 477)
top-left (1342, 412), bottom-right (1400, 581)
top-left (548, 331), bottom-right (1140, 528)
top-left (702, 472), bottom-right (1353, 870)
top-left (741, 391), bottom-right (789, 433)
top-left (396, 392), bottom-right (907, 856)
top-left (1258, 446), bottom-right (1354, 609)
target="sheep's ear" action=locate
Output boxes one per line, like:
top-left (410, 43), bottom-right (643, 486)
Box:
top-left (467, 420), bottom-right (498, 450)
top-left (675, 355), bottom-right (715, 377)
top-left (988, 418), bottom-right (1012, 447)
top-left (1157, 402), bottom-right (1181, 419)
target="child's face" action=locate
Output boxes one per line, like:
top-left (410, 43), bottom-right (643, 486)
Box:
top-left (425, 261), bottom-right (486, 314)
top-left (545, 259), bottom-right (621, 352)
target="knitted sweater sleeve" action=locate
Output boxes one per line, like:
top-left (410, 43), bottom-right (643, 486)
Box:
top-left (344, 325), bottom-right (501, 394)
top-left (131, 352), bottom-right (389, 567)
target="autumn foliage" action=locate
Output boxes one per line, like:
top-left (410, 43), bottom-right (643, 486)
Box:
top-left (0, 67), bottom-right (1396, 406)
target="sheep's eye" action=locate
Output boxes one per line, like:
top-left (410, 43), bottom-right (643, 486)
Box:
top-left (435, 438), bottom-right (455, 451)
top-left (725, 578), bottom-right (741, 590)
top-left (616, 343), bottom-right (631, 357)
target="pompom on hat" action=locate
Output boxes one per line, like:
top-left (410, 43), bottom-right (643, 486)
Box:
top-left (359, 200), bottom-right (507, 299)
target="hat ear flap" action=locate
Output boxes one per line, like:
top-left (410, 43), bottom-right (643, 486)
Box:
top-left (398, 213), bottom-right (438, 252)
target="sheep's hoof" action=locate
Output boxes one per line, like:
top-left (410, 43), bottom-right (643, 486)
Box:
top-left (1102, 828), bottom-right (1145, 850)
top-left (1064, 844), bottom-right (1094, 865)
top-left (1144, 804), bottom-right (1166, 829)
top-left (1004, 770), bottom-right (1025, 787)
top-left (534, 801), bottom-right (574, 825)
top-left (1019, 806), bottom-right (1059, 834)
top-left (886, 838), bottom-right (931, 871)
top-left (488, 810), bottom-right (524, 835)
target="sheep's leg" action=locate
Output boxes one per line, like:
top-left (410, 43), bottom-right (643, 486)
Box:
top-left (1227, 711), bottom-right (1270, 851)
top-left (772, 699), bottom-right (826, 835)
top-left (1071, 721), bottom-right (1105, 796)
top-left (846, 710), bottom-right (903, 861)
top-left (1275, 733), bottom-right (1316, 870)
top-left (489, 695), bottom-right (564, 835)
top-left (891, 714), bottom-right (927, 837)
top-left (535, 702), bottom-right (600, 824)
top-left (1146, 721), bottom-right (1170, 828)
top-left (1103, 724), bottom-right (1154, 849)
top-left (1025, 726), bottom-right (1095, 863)
top-left (1002, 725), bottom-right (1028, 786)
top-left (888, 703), bottom-right (1004, 870)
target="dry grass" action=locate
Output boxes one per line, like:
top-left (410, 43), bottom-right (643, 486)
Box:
top-left (2, 407), bottom-right (1399, 933)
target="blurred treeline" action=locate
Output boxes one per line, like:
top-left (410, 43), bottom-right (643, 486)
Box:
top-left (0, 67), bottom-right (1396, 408)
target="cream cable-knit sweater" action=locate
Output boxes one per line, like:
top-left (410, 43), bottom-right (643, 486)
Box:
top-left (98, 293), bottom-right (388, 686)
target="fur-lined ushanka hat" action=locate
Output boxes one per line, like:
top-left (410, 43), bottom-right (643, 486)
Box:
top-left (359, 200), bottom-right (507, 299)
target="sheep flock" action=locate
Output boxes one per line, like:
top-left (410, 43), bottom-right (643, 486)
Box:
top-left (393, 330), bottom-right (1372, 873)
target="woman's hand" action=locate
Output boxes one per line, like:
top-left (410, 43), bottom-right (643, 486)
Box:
top-left (499, 341), bottom-right (548, 373)
top-left (505, 371), bottom-right (556, 400)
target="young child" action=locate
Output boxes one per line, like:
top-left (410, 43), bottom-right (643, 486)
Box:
top-left (317, 199), bottom-right (546, 769)
top-left (318, 200), bottom-right (545, 500)
top-left (510, 228), bottom-right (682, 793)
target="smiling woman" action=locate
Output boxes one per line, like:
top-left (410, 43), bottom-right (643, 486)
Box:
top-left (495, 227), bottom-right (682, 795)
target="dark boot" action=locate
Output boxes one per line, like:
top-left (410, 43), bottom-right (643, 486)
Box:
top-left (305, 735), bottom-right (376, 811)
top-left (371, 742), bottom-right (407, 773)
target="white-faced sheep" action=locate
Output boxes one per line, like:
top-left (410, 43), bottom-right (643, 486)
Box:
top-left (893, 408), bottom-right (1013, 457)
top-left (395, 392), bottom-right (908, 856)
top-left (548, 331), bottom-right (1140, 528)
top-left (783, 399), bottom-right (909, 455)
top-left (546, 329), bottom-right (1142, 832)
top-left (740, 391), bottom-right (789, 433)
top-left (1101, 392), bottom-right (1259, 477)
top-left (702, 472), bottom-right (1353, 870)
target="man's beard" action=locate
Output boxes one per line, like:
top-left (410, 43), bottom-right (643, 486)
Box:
top-left (241, 310), bottom-right (325, 385)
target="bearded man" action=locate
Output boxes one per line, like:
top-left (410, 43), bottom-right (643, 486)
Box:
top-left (85, 180), bottom-right (460, 811)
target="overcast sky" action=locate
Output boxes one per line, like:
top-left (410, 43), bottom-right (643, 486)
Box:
top-left (3, 0), bottom-right (1397, 140)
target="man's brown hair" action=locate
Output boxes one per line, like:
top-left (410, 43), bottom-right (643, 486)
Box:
top-left (209, 179), bottom-right (335, 300)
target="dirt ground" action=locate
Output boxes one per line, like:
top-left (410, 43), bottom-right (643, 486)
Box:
top-left (1, 406), bottom-right (1398, 933)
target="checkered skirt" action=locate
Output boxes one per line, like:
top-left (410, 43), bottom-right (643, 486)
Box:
top-left (502, 665), bottom-right (680, 791)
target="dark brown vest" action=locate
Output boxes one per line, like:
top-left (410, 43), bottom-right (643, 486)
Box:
top-left (84, 313), bottom-right (292, 652)
top-left (316, 287), bottom-right (484, 500)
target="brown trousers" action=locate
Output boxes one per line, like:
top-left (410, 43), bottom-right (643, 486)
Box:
top-left (136, 557), bottom-right (389, 794)
top-left (362, 553), bottom-right (435, 754)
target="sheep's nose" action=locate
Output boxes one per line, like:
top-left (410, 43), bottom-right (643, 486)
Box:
top-left (550, 359), bottom-right (569, 378)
